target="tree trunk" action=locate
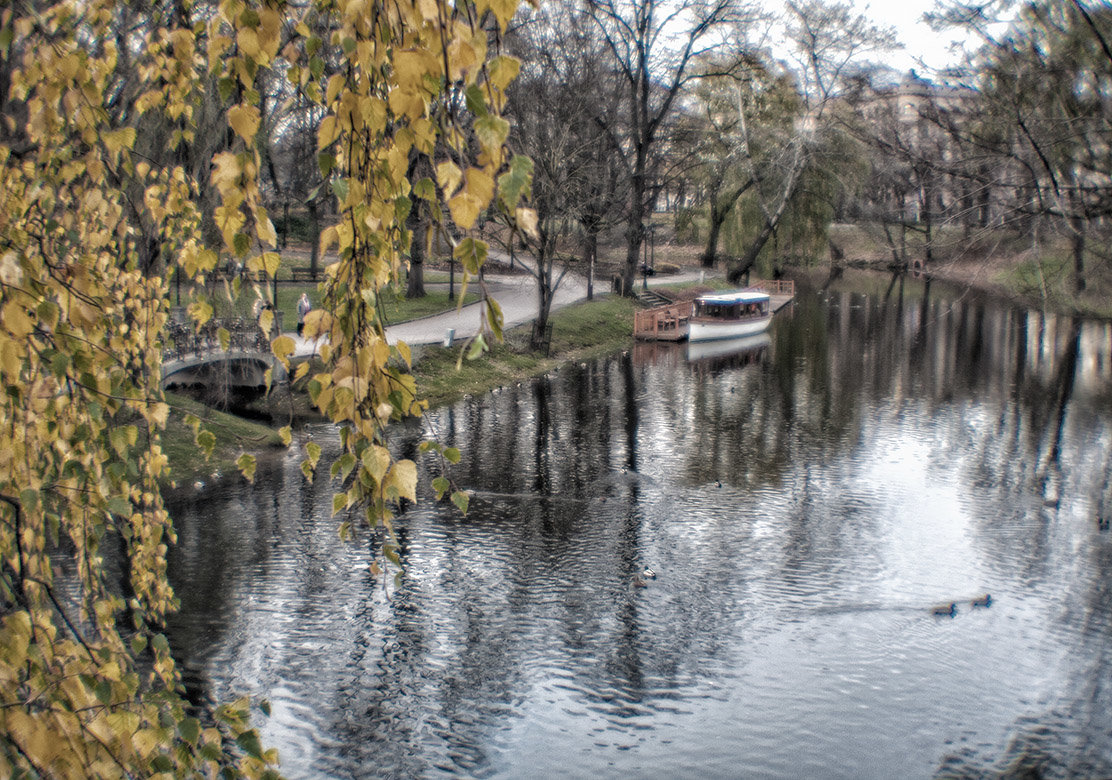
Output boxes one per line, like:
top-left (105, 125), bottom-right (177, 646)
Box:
top-left (532, 239), bottom-right (557, 351)
top-left (583, 229), bottom-right (597, 301)
top-left (406, 213), bottom-right (426, 299)
top-left (700, 177), bottom-right (755, 268)
top-left (308, 199), bottom-right (321, 278)
top-left (700, 210), bottom-right (723, 268)
top-left (726, 147), bottom-right (804, 284)
top-left (622, 179), bottom-right (645, 296)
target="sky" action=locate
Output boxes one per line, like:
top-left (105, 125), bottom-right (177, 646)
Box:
top-left (865, 0), bottom-right (972, 74)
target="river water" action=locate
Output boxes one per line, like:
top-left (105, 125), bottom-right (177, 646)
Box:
top-left (166, 277), bottom-right (1112, 779)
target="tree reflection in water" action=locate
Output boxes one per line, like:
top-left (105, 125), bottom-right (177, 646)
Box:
top-left (166, 280), bottom-right (1112, 779)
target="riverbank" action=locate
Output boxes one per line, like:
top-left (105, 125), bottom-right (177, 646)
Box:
top-left (162, 391), bottom-right (286, 485)
top-left (821, 223), bottom-right (1112, 319)
top-left (161, 294), bottom-right (640, 483)
top-left (160, 225), bottom-right (1110, 483)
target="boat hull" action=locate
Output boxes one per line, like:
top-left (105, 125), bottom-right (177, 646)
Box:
top-left (687, 313), bottom-right (771, 342)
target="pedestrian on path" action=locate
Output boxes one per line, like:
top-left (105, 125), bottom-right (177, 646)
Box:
top-left (297, 292), bottom-right (311, 337)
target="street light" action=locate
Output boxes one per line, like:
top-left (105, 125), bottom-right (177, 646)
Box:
top-left (641, 223), bottom-right (655, 291)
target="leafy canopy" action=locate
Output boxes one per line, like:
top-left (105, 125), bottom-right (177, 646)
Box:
top-left (0, 0), bottom-right (532, 776)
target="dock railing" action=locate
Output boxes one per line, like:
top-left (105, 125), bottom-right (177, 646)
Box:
top-left (633, 301), bottom-right (692, 341)
top-left (746, 279), bottom-right (795, 297)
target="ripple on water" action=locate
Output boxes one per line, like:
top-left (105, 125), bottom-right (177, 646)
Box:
top-left (166, 302), bottom-right (1112, 780)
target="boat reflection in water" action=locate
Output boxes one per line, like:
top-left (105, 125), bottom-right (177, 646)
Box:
top-left (631, 332), bottom-right (771, 372)
top-left (686, 331), bottom-right (770, 368)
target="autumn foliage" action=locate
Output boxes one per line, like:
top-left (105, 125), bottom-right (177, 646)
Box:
top-left (0, 0), bottom-right (529, 775)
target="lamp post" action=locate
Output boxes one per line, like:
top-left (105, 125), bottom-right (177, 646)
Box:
top-left (641, 223), bottom-right (655, 291)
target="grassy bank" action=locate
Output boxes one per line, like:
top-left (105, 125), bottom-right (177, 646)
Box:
top-left (161, 392), bottom-right (285, 485)
top-left (160, 294), bottom-right (640, 482)
top-left (412, 296), bottom-right (638, 407)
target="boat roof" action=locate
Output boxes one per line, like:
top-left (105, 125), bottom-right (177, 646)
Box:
top-left (695, 289), bottom-right (770, 305)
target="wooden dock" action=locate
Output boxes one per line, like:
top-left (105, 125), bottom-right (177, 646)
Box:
top-left (633, 300), bottom-right (690, 341)
top-left (633, 279), bottom-right (794, 341)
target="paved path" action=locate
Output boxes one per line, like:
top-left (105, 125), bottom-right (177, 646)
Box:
top-left (288, 266), bottom-right (715, 356)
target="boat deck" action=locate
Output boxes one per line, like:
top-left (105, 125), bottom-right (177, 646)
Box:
top-left (634, 280), bottom-right (795, 341)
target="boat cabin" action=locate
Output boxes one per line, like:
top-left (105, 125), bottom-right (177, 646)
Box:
top-left (692, 291), bottom-right (770, 320)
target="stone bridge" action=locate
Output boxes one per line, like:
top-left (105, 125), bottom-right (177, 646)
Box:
top-left (161, 318), bottom-right (287, 402)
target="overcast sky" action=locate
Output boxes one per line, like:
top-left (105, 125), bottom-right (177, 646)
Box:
top-left (866, 0), bottom-right (970, 74)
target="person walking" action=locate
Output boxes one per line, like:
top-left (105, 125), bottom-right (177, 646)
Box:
top-left (297, 292), bottom-right (311, 337)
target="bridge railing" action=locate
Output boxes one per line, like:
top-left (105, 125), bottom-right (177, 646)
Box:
top-left (163, 318), bottom-right (271, 362)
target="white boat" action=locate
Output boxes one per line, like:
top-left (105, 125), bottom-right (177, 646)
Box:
top-left (687, 289), bottom-right (772, 342)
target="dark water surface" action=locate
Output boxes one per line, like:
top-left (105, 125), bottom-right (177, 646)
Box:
top-left (166, 279), bottom-right (1112, 779)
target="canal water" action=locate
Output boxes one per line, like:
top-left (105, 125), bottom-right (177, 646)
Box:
top-left (166, 277), bottom-right (1112, 779)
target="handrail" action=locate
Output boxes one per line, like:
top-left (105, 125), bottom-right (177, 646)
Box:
top-left (746, 279), bottom-right (795, 296)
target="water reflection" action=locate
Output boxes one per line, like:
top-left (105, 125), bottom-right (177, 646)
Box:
top-left (166, 280), bottom-right (1112, 779)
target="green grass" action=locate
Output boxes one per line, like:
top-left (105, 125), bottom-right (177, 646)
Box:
top-left (160, 392), bottom-right (285, 485)
top-left (176, 280), bottom-right (478, 331)
top-left (412, 296), bottom-right (637, 407)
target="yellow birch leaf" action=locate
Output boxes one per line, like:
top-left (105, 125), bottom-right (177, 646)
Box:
top-left (227, 104), bottom-right (260, 143)
top-left (465, 167), bottom-right (495, 207)
top-left (102, 127), bottom-right (137, 160)
top-left (487, 0), bottom-right (520, 31)
top-left (257, 215), bottom-right (277, 247)
top-left (436, 160), bottom-right (463, 198)
top-left (361, 444), bottom-right (391, 483)
top-left (448, 192), bottom-right (482, 229)
top-left (2, 301), bottom-right (33, 338)
top-left (488, 56), bottom-right (521, 91)
top-left (271, 335), bottom-right (295, 368)
top-left (332, 492), bottom-right (348, 516)
top-left (395, 339), bottom-right (412, 368)
top-left (211, 152), bottom-right (241, 193)
top-left (0, 340), bottom-right (21, 378)
top-left (303, 309), bottom-right (329, 340)
top-left (237, 453), bottom-right (257, 482)
top-left (393, 50), bottom-right (431, 92)
top-left (387, 87), bottom-right (426, 120)
top-left (237, 27), bottom-right (261, 61)
top-left (386, 459), bottom-right (418, 503)
top-left (150, 402), bottom-right (170, 427)
top-left (516, 206), bottom-right (540, 239)
top-left (325, 74), bottom-right (346, 105)
top-left (260, 251), bottom-right (280, 276)
top-left (447, 38), bottom-right (478, 81)
top-left (318, 115), bottom-right (338, 150)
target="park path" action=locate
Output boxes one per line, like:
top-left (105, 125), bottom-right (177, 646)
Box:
top-left (288, 259), bottom-right (712, 356)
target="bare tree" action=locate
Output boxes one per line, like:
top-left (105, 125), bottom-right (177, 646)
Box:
top-left (503, 4), bottom-right (627, 343)
top-left (584, 0), bottom-right (744, 294)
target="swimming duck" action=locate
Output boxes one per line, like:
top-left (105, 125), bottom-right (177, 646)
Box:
top-left (642, 568), bottom-right (656, 580)
top-left (971, 594), bottom-right (992, 608)
top-left (632, 576), bottom-right (648, 588)
top-left (931, 603), bottom-right (956, 617)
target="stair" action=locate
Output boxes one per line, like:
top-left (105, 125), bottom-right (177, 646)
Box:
top-left (636, 289), bottom-right (674, 307)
